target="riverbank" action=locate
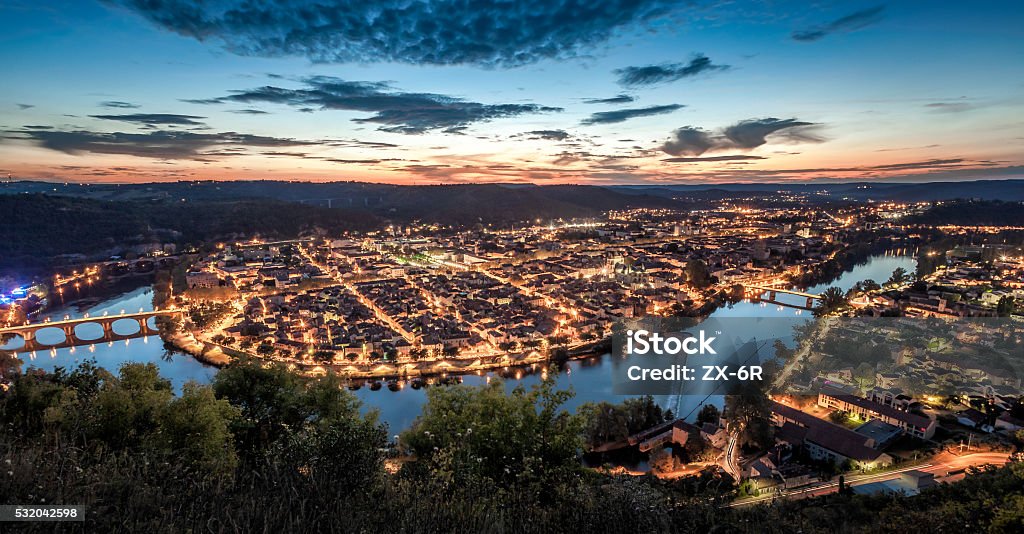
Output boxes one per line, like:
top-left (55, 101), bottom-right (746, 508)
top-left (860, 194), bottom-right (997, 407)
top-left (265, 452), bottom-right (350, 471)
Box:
top-left (165, 328), bottom-right (613, 381)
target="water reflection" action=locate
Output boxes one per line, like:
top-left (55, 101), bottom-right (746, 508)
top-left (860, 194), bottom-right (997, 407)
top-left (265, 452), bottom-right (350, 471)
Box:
top-left (5, 285), bottom-right (216, 393)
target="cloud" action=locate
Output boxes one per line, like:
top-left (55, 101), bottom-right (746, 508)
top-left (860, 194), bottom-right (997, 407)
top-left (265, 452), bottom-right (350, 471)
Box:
top-left (108, 0), bottom-right (681, 67)
top-left (581, 104), bottom-right (684, 125)
top-left (925, 102), bottom-right (974, 113)
top-left (89, 113), bottom-right (207, 126)
top-left (662, 155), bottom-right (766, 162)
top-left (523, 130), bottom-right (572, 141)
top-left (99, 101), bottom-right (141, 109)
top-left (614, 54), bottom-right (729, 87)
top-left (16, 104), bottom-right (34, 110)
top-left (186, 76), bottom-right (561, 134)
top-left (323, 158), bottom-right (383, 164)
top-left (661, 118), bottom-right (824, 156)
top-left (227, 108), bottom-right (271, 114)
top-left (5, 127), bottom-right (319, 160)
top-left (792, 6), bottom-right (885, 42)
top-left (583, 94), bottom-right (636, 104)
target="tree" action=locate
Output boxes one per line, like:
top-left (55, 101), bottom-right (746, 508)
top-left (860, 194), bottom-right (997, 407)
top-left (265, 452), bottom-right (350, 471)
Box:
top-left (151, 382), bottom-right (240, 475)
top-left (854, 362), bottom-right (876, 389)
top-left (998, 296), bottom-right (1016, 317)
top-left (772, 339), bottom-right (793, 361)
top-left (90, 363), bottom-right (174, 449)
top-left (685, 258), bottom-right (713, 289)
top-left (886, 267), bottom-right (911, 287)
top-left (695, 404), bottom-right (721, 427)
top-left (401, 377), bottom-right (582, 497)
top-left (861, 279), bottom-right (882, 292)
top-left (829, 410), bottom-right (850, 425)
top-left (212, 359), bottom-right (309, 455)
top-left (815, 286), bottom-right (847, 316)
top-left (724, 381), bottom-right (773, 451)
top-left (579, 396), bottom-right (667, 449)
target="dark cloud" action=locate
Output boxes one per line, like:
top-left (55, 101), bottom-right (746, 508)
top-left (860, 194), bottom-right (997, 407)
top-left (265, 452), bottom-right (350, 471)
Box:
top-left (227, 108), bottom-right (270, 114)
top-left (331, 139), bottom-right (400, 149)
top-left (614, 54), bottom-right (729, 87)
top-left (792, 6), bottom-right (885, 42)
top-left (5, 127), bottom-right (318, 160)
top-left (581, 104), bottom-right (684, 125)
top-left (661, 118), bottom-right (824, 156)
top-left (99, 101), bottom-right (141, 109)
top-left (524, 130), bottom-right (572, 141)
top-left (583, 94), bottom-right (636, 105)
top-left (324, 158), bottom-right (383, 164)
top-left (109, 0), bottom-right (680, 67)
top-left (662, 155), bottom-right (766, 162)
top-left (89, 113), bottom-right (207, 126)
top-left (867, 158), bottom-right (970, 171)
top-left (186, 76), bottom-right (561, 134)
top-left (16, 104), bottom-right (34, 110)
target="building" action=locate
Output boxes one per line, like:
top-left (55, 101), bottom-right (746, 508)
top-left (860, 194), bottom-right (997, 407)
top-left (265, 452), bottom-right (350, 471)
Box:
top-left (851, 470), bottom-right (936, 496)
top-left (771, 401), bottom-right (893, 469)
top-left (185, 271), bottom-right (219, 289)
top-left (818, 386), bottom-right (936, 440)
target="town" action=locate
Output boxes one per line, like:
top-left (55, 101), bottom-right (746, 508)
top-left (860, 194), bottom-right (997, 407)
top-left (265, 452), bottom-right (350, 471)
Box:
top-left (5, 198), bottom-right (1022, 506)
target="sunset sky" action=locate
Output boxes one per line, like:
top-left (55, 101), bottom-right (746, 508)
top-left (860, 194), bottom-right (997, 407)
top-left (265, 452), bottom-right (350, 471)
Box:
top-left (1, 1), bottom-right (1022, 185)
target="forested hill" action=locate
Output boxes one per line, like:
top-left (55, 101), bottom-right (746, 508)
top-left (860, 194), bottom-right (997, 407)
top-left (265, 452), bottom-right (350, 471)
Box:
top-left (901, 200), bottom-right (1024, 226)
top-left (0, 183), bottom-right (682, 272)
top-left (0, 194), bottom-right (379, 272)
top-left (1, 181), bottom-right (681, 225)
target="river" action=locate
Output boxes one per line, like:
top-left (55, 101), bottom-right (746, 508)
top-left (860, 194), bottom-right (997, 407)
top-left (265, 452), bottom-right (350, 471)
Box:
top-left (4, 252), bottom-right (916, 435)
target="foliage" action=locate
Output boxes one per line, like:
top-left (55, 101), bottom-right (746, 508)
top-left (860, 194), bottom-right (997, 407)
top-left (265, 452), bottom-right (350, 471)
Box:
top-left (579, 395), bottom-right (668, 449)
top-left (400, 377), bottom-right (583, 499)
top-left (4, 360), bottom-right (1024, 532)
top-left (695, 404), bottom-right (721, 426)
top-left (815, 286), bottom-right (847, 316)
top-left (685, 258), bottom-right (713, 289)
top-left (724, 380), bottom-right (774, 451)
top-left (187, 301), bottom-right (234, 329)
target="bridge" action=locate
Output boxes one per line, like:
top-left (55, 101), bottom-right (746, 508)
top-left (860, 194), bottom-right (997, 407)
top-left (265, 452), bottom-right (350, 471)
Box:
top-left (0, 309), bottom-right (184, 353)
top-left (744, 284), bottom-right (823, 311)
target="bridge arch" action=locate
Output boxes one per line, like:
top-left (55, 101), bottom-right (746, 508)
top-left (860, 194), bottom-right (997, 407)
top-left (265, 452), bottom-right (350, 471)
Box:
top-left (0, 333), bottom-right (26, 351)
top-left (73, 322), bottom-right (104, 342)
top-left (33, 326), bottom-right (70, 347)
top-left (111, 317), bottom-right (143, 336)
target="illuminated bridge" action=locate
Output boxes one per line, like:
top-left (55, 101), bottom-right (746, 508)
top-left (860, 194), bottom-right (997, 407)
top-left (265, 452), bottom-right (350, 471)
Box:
top-left (744, 284), bottom-right (823, 310)
top-left (0, 309), bottom-right (183, 353)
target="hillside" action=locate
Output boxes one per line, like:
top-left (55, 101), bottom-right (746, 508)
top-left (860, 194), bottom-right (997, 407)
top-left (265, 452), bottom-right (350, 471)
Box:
top-left (0, 194), bottom-right (379, 272)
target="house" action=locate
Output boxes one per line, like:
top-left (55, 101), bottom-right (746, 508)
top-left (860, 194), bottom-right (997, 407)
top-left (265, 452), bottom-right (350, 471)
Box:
top-left (954, 405), bottom-right (987, 430)
top-left (818, 386), bottom-right (936, 439)
top-left (995, 411), bottom-right (1024, 433)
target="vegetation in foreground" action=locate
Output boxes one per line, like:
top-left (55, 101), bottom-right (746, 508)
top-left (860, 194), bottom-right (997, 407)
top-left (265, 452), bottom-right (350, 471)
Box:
top-left (1, 358), bottom-right (1024, 533)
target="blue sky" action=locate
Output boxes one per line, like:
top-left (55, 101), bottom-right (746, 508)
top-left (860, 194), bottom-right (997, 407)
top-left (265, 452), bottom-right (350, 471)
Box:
top-left (1, 0), bottom-right (1022, 184)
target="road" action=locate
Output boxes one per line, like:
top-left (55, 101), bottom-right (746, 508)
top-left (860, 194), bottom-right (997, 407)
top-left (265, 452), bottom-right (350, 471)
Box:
top-left (728, 451), bottom-right (1010, 507)
top-left (772, 316), bottom-right (833, 389)
top-left (721, 432), bottom-right (741, 481)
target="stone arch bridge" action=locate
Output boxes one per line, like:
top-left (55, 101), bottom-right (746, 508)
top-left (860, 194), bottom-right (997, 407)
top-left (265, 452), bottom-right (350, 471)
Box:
top-left (0, 309), bottom-right (183, 353)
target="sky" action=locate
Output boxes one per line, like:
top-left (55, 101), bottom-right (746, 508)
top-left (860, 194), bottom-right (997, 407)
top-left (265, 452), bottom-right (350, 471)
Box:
top-left (1, 0), bottom-right (1022, 185)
